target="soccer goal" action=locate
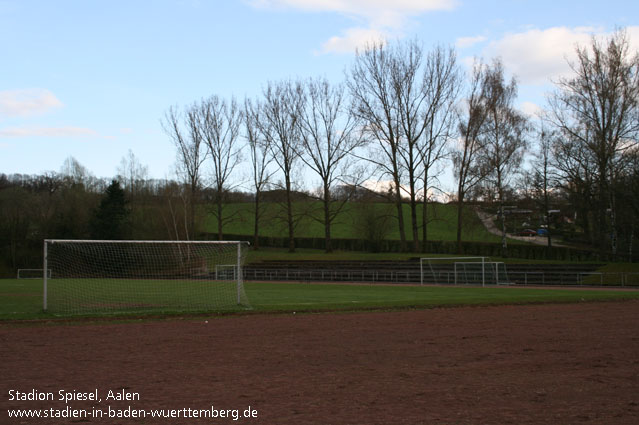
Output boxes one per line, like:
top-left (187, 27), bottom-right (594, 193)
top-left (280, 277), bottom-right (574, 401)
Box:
top-left (454, 261), bottom-right (509, 285)
top-left (215, 264), bottom-right (238, 280)
top-left (17, 268), bottom-right (52, 279)
top-left (420, 257), bottom-right (490, 286)
top-left (43, 240), bottom-right (250, 315)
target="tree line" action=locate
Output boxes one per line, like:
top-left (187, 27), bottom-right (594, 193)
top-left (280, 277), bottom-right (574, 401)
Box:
top-left (162, 29), bottom-right (638, 258)
top-left (1, 29), bottom-right (638, 275)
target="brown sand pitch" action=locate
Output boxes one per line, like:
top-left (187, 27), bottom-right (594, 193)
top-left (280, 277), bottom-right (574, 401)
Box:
top-left (1, 301), bottom-right (638, 424)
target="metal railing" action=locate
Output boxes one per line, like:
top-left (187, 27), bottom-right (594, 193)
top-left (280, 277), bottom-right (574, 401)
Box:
top-left (243, 268), bottom-right (639, 287)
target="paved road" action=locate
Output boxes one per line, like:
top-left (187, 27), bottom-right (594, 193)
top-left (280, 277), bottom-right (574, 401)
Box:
top-left (475, 209), bottom-right (563, 247)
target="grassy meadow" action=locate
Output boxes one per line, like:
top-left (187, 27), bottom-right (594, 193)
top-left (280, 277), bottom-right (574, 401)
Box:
top-left (203, 201), bottom-right (502, 243)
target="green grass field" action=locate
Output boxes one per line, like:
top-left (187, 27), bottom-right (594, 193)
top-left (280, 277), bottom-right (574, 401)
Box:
top-left (205, 202), bottom-right (503, 243)
top-left (2, 278), bottom-right (638, 321)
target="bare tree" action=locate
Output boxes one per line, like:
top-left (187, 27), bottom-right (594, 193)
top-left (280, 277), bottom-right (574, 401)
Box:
top-left (244, 97), bottom-right (275, 249)
top-left (349, 40), bottom-right (461, 252)
top-left (256, 80), bottom-right (303, 252)
top-left (60, 156), bottom-right (95, 188)
top-left (348, 41), bottom-right (407, 251)
top-left (531, 125), bottom-right (559, 249)
top-left (296, 77), bottom-right (364, 252)
top-left (480, 59), bottom-right (528, 255)
top-left (547, 29), bottom-right (639, 255)
top-left (198, 95), bottom-right (243, 240)
top-left (615, 147), bottom-right (639, 259)
top-left (453, 60), bottom-right (491, 254)
top-left (551, 129), bottom-right (597, 243)
top-left (161, 104), bottom-right (207, 240)
top-left (416, 45), bottom-right (461, 252)
top-left (116, 149), bottom-right (149, 197)
top-left (391, 40), bottom-right (426, 252)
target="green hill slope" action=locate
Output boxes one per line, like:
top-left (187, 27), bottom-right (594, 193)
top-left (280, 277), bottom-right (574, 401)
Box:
top-left (204, 202), bottom-right (500, 243)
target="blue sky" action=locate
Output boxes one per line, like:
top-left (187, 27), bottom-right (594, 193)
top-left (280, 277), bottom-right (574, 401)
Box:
top-left (1, 0), bottom-right (638, 190)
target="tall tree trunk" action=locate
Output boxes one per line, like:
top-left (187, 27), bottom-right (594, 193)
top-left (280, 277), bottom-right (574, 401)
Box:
top-left (609, 188), bottom-right (618, 258)
top-left (409, 177), bottom-right (419, 252)
top-left (456, 183), bottom-right (464, 254)
top-left (324, 182), bottom-right (332, 253)
top-left (498, 174), bottom-right (507, 258)
top-left (422, 198), bottom-right (428, 253)
top-left (544, 181), bottom-right (552, 250)
top-left (285, 174), bottom-right (295, 253)
top-left (500, 202), bottom-right (507, 257)
top-left (393, 177), bottom-right (407, 252)
top-left (421, 168), bottom-right (430, 253)
top-left (217, 195), bottom-right (223, 241)
top-left (189, 184), bottom-right (197, 240)
top-left (253, 192), bottom-right (260, 250)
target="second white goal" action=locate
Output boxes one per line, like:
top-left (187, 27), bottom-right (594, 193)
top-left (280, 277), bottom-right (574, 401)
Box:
top-left (420, 257), bottom-right (509, 286)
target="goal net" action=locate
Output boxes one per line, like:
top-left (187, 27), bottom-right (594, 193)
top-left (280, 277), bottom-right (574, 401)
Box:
top-left (454, 261), bottom-right (509, 285)
top-left (43, 240), bottom-right (250, 315)
top-left (420, 257), bottom-right (490, 286)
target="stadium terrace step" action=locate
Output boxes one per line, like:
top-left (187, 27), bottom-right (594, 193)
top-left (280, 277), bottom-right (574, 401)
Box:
top-left (243, 260), bottom-right (613, 286)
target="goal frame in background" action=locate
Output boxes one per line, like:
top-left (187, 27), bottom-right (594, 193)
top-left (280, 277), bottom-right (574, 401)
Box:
top-left (43, 239), bottom-right (249, 313)
top-left (454, 261), bottom-right (509, 285)
top-left (17, 268), bottom-right (52, 279)
top-left (420, 257), bottom-right (489, 286)
top-left (215, 264), bottom-right (239, 280)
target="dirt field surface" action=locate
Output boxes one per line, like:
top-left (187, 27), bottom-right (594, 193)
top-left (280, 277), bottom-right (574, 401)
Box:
top-left (2, 301), bottom-right (639, 425)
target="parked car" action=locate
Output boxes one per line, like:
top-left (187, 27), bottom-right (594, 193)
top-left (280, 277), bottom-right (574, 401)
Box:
top-left (536, 228), bottom-right (548, 236)
top-left (519, 229), bottom-right (537, 237)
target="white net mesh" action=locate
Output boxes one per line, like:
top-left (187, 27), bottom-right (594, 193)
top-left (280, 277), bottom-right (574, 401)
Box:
top-left (454, 262), bottom-right (509, 285)
top-left (420, 257), bottom-right (489, 285)
top-left (44, 240), bottom-right (250, 315)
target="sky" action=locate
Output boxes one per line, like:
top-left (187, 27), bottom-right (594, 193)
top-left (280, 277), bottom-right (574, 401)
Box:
top-left (1, 0), bottom-right (638, 192)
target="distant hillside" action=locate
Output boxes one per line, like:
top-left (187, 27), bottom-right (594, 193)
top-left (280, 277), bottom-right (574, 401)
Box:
top-left (203, 202), bottom-right (502, 243)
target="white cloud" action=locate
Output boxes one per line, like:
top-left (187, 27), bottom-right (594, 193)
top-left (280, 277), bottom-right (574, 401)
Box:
top-left (362, 178), bottom-right (448, 201)
top-left (251, 0), bottom-right (456, 15)
top-left (320, 27), bottom-right (387, 54)
top-left (250, 0), bottom-right (458, 54)
top-left (0, 126), bottom-right (99, 138)
top-left (519, 101), bottom-right (542, 118)
top-left (456, 35), bottom-right (486, 49)
top-left (484, 26), bottom-right (595, 85)
top-left (0, 89), bottom-right (63, 118)
top-left (482, 26), bottom-right (639, 86)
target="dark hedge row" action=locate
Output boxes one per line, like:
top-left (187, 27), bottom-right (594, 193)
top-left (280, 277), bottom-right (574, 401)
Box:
top-left (211, 233), bottom-right (637, 262)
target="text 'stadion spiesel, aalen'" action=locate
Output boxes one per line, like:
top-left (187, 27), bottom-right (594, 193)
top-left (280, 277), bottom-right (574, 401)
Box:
top-left (8, 389), bottom-right (140, 403)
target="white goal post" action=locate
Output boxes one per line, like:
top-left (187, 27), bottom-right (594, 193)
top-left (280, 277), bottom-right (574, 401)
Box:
top-left (420, 257), bottom-right (489, 286)
top-left (43, 239), bottom-right (250, 315)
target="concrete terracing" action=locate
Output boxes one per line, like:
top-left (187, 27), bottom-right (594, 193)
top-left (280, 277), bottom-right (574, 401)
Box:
top-left (243, 259), bottom-right (611, 286)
